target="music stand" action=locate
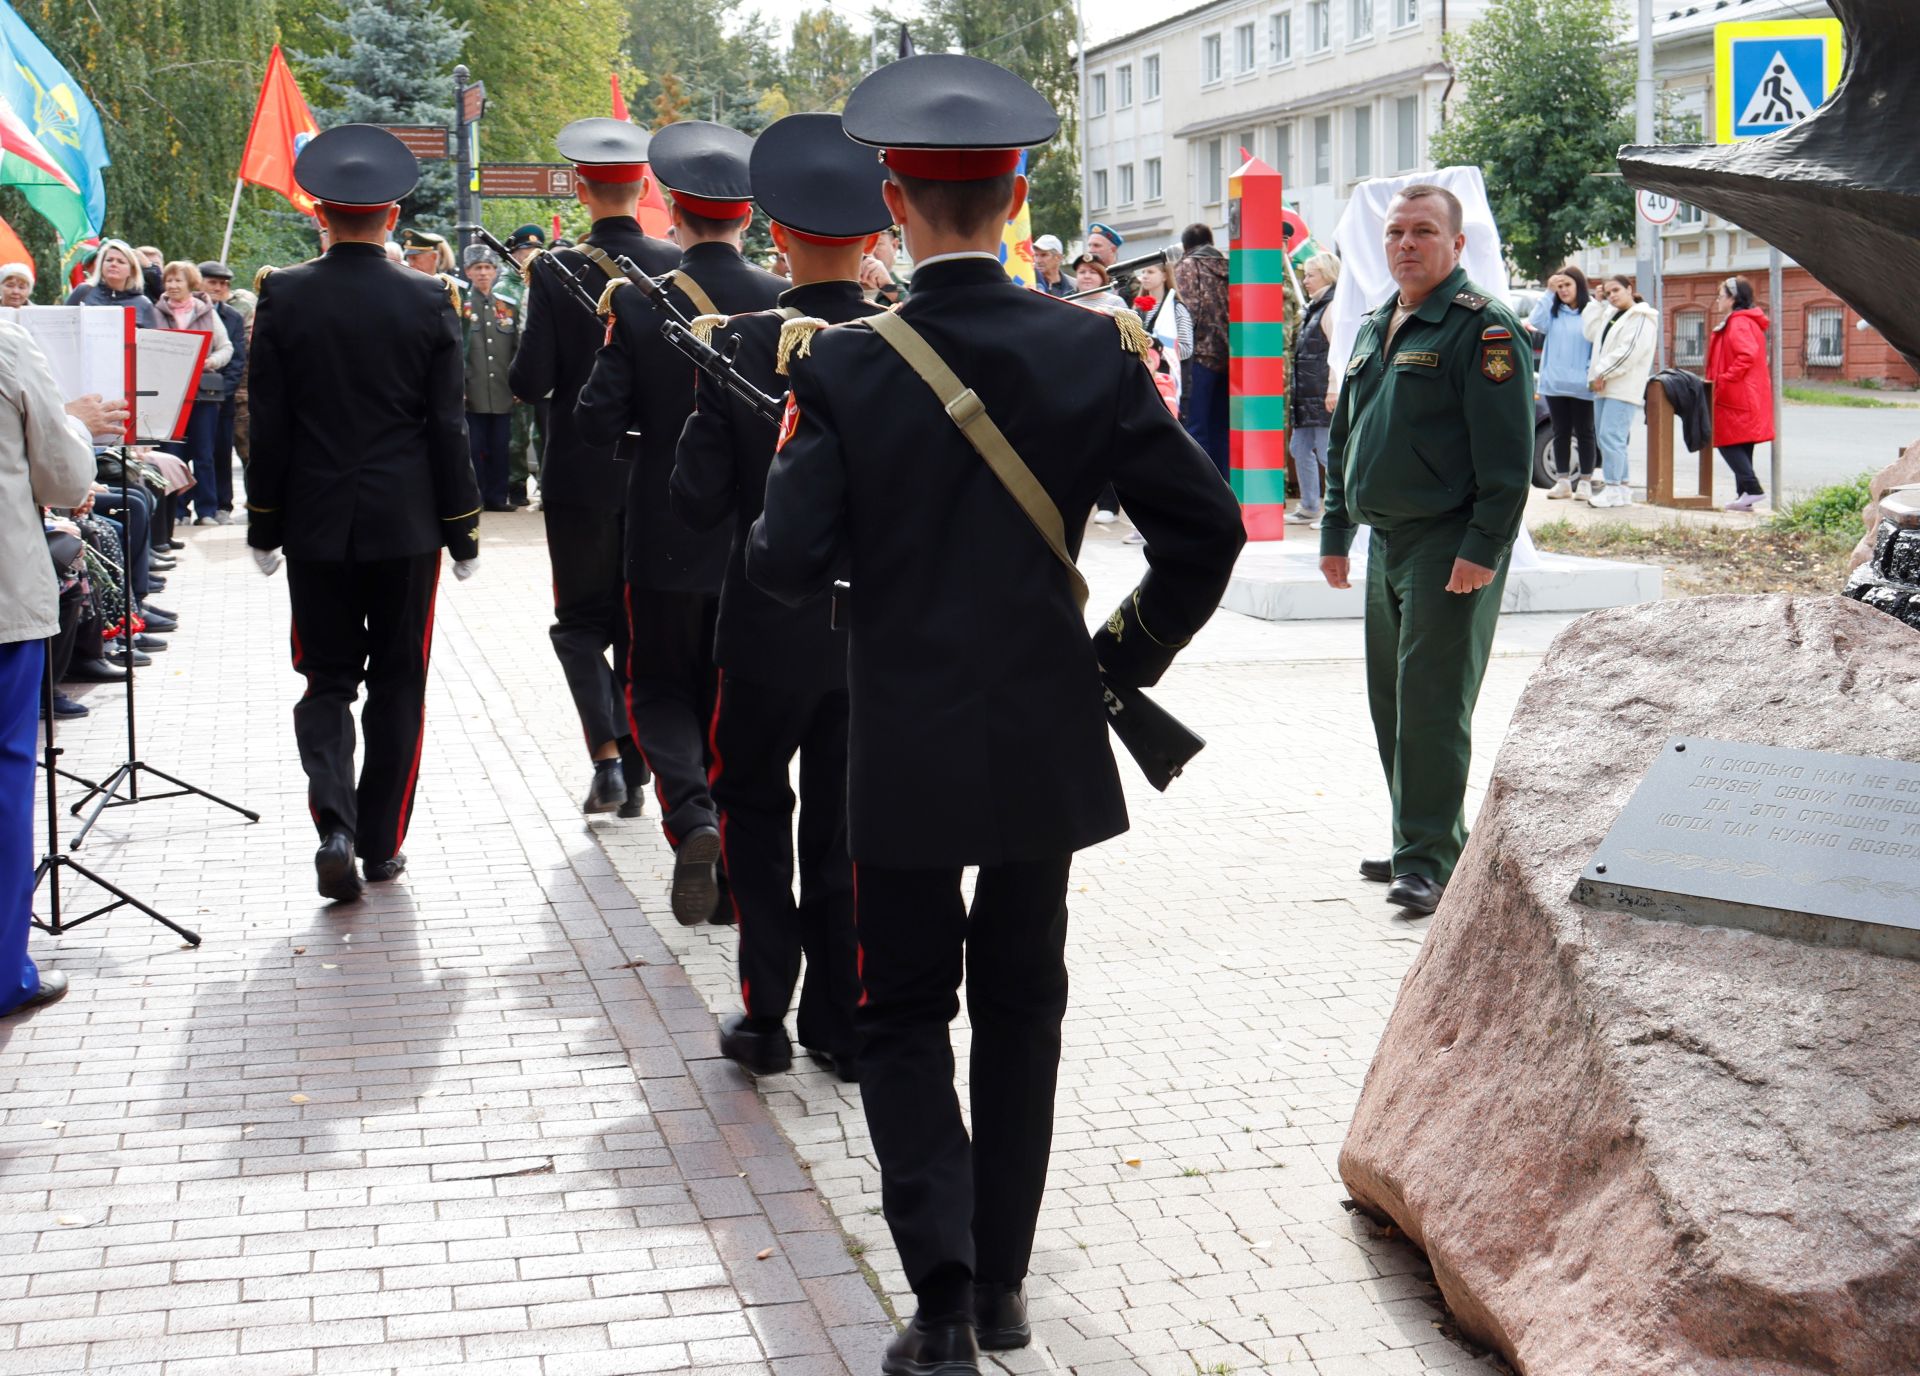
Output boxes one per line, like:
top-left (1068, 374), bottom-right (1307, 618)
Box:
top-left (64, 331), bottom-right (261, 848)
top-left (34, 639), bottom-right (201, 945)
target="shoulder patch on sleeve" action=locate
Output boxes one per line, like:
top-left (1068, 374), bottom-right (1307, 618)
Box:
top-left (1480, 324), bottom-right (1512, 340)
top-left (775, 316), bottom-right (830, 376)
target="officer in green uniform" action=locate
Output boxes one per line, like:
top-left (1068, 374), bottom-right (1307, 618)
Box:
top-left (459, 244), bottom-right (520, 511)
top-left (1319, 182), bottom-right (1533, 916)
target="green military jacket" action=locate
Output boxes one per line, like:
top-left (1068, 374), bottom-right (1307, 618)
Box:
top-left (461, 286), bottom-right (520, 415)
top-left (1320, 264), bottom-right (1535, 570)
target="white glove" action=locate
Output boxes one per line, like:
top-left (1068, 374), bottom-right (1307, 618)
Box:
top-left (252, 548), bottom-right (282, 576)
top-left (453, 558), bottom-right (477, 581)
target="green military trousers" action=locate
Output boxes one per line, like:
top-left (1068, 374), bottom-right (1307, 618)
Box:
top-left (1362, 518), bottom-right (1508, 885)
top-left (509, 401), bottom-right (539, 494)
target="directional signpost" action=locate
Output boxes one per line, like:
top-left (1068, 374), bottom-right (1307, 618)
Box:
top-left (1713, 17), bottom-right (1844, 503)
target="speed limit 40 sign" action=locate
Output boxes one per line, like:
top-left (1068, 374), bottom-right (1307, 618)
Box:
top-left (1636, 189), bottom-right (1679, 225)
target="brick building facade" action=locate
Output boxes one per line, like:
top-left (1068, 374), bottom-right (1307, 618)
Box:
top-left (1659, 269), bottom-right (1918, 388)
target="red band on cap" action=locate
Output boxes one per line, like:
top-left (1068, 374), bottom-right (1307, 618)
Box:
top-left (883, 148), bottom-right (1022, 180)
top-left (672, 192), bottom-right (752, 220)
top-left (576, 163), bottom-right (648, 183)
top-left (318, 199), bottom-right (395, 214)
top-left (785, 228), bottom-right (870, 246)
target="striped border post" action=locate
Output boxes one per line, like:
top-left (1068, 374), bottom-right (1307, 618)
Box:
top-left (1228, 155), bottom-right (1288, 541)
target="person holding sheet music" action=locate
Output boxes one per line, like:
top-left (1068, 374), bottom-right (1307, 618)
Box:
top-left (154, 261), bottom-right (233, 527)
top-left (245, 124), bottom-right (481, 905)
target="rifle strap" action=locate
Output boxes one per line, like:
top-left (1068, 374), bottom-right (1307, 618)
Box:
top-left (666, 269), bottom-right (719, 320)
top-left (865, 309), bottom-right (1089, 613)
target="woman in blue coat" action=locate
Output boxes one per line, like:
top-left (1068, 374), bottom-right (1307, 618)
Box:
top-left (1526, 265), bottom-right (1597, 500)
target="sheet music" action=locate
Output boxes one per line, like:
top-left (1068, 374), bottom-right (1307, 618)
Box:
top-left (1, 304), bottom-right (130, 402)
top-left (133, 329), bottom-right (208, 443)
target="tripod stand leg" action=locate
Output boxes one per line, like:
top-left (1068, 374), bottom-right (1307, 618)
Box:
top-left (60, 855), bottom-right (201, 945)
top-left (67, 762), bottom-right (132, 850)
top-left (138, 762), bottom-right (261, 822)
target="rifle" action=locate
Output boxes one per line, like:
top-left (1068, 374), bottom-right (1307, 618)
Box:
top-left (1102, 677), bottom-right (1205, 792)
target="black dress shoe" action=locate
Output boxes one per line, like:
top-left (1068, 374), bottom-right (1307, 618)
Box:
top-left (43, 693), bottom-right (89, 720)
top-left (583, 759), bottom-right (627, 814)
top-left (719, 1014), bottom-right (793, 1075)
top-left (133, 634), bottom-right (167, 652)
top-left (145, 575), bottom-right (166, 590)
top-left (139, 612), bottom-right (178, 633)
top-left (142, 603), bottom-right (177, 621)
top-left (882, 1314), bottom-right (979, 1376)
top-left (363, 853), bottom-right (407, 883)
top-left (1359, 856), bottom-right (1392, 883)
top-left (802, 1044), bottom-right (861, 1083)
top-left (483, 501), bottom-right (514, 513)
top-left (2, 970), bottom-right (68, 1017)
top-left (64, 656), bottom-right (126, 684)
top-left (105, 648), bottom-right (151, 668)
top-left (974, 1282), bottom-right (1029, 1351)
top-left (167, 538), bottom-right (185, 550)
top-left (1384, 873), bottom-right (1444, 916)
top-left (617, 795), bottom-right (646, 819)
top-left (671, 825), bottom-right (722, 926)
top-left (315, 830), bottom-right (363, 904)
top-left (148, 557), bottom-right (176, 570)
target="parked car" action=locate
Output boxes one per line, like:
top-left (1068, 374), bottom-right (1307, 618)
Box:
top-left (1508, 286), bottom-right (1557, 489)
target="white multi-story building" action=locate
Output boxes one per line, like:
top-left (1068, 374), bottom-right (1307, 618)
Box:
top-left (1078, 0), bottom-right (1490, 254)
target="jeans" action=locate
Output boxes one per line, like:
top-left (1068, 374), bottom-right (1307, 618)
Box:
top-left (1289, 425), bottom-right (1329, 512)
top-left (1593, 398), bottom-right (1636, 487)
top-left (1184, 363), bottom-right (1230, 483)
top-left (214, 397), bottom-right (238, 510)
top-left (96, 485), bottom-right (153, 602)
top-left (1544, 395), bottom-right (1597, 479)
top-left (170, 401), bottom-right (221, 520)
top-left (1718, 442), bottom-right (1763, 496)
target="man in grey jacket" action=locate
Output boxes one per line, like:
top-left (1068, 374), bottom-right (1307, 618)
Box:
top-left (1, 319), bottom-right (126, 1017)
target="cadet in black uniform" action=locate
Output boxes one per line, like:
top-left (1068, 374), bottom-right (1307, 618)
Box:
top-left (576, 120), bottom-right (786, 927)
top-left (748, 57), bottom-right (1246, 1376)
top-left (669, 113), bottom-right (891, 1083)
top-left (507, 119), bottom-right (675, 817)
top-left (245, 126), bottom-right (483, 904)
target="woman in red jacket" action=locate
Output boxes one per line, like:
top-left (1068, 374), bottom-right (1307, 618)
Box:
top-left (1705, 275), bottom-right (1773, 512)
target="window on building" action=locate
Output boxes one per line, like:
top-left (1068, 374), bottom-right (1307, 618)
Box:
top-left (1090, 72), bottom-right (1107, 116)
top-left (1674, 310), bottom-right (1708, 365)
top-left (1308, 0), bottom-right (1331, 52)
top-left (1091, 168), bottom-right (1109, 210)
top-left (1118, 163), bottom-right (1135, 204)
top-left (1143, 53), bottom-right (1161, 100)
top-left (1313, 114), bottom-right (1332, 184)
top-left (1349, 0), bottom-right (1374, 42)
top-left (1351, 103), bottom-right (1372, 179)
top-left (1395, 95), bottom-right (1419, 170)
top-left (1273, 121), bottom-right (1294, 183)
top-left (1270, 11), bottom-right (1292, 62)
top-left (1674, 200), bottom-right (1705, 227)
top-left (1115, 64), bottom-right (1133, 108)
top-left (1202, 33), bottom-right (1223, 83)
top-left (1235, 22), bottom-right (1257, 73)
top-left (1145, 156), bottom-right (1163, 201)
top-left (1806, 306), bottom-right (1846, 367)
top-left (1394, 0), bottom-right (1419, 26)
top-left (1204, 138), bottom-right (1225, 204)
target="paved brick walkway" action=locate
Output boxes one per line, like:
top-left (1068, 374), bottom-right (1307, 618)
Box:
top-left (10, 512), bottom-right (1571, 1374)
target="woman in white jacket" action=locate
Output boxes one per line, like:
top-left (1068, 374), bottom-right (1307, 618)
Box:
top-left (1581, 274), bottom-right (1659, 508)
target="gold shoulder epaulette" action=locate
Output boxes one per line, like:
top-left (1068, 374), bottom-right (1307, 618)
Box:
top-left (775, 316), bottom-right (830, 375)
top-left (595, 277), bottom-right (628, 318)
top-left (439, 274), bottom-right (462, 312)
top-left (688, 314), bottom-right (729, 346)
top-left (1111, 306), bottom-right (1153, 359)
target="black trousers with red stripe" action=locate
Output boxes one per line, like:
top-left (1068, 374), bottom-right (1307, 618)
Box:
top-left (625, 587), bottom-right (720, 846)
top-left (710, 672), bottom-right (857, 1058)
top-left (854, 856), bottom-right (1074, 1309)
top-left (286, 553), bottom-right (440, 865)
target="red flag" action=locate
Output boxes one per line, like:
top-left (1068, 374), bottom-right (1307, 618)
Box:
top-left (611, 72), bottom-right (630, 122)
top-left (551, 212), bottom-right (562, 241)
top-left (0, 212), bottom-right (33, 273)
top-left (239, 46), bottom-right (321, 216)
top-left (609, 70), bottom-right (669, 236)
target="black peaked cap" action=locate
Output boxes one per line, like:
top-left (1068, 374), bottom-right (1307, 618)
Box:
top-left (649, 120), bottom-right (755, 200)
top-left (555, 117), bottom-right (652, 168)
top-left (295, 124), bottom-right (419, 208)
top-left (842, 53), bottom-right (1059, 151)
top-left (751, 113), bottom-right (891, 238)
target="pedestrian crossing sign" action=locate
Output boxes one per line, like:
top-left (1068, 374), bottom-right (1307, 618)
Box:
top-left (1714, 18), bottom-right (1844, 143)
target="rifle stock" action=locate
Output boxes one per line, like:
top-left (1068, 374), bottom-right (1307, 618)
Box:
top-left (1100, 678), bottom-right (1204, 792)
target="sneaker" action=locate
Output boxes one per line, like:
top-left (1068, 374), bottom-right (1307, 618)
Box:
top-left (1093, 509), bottom-right (1118, 525)
top-left (1583, 482), bottom-right (1607, 507)
top-left (214, 510), bottom-right (233, 526)
top-left (1724, 492), bottom-right (1764, 513)
top-left (192, 515), bottom-right (216, 526)
top-left (1546, 479), bottom-right (1573, 500)
top-left (1584, 478), bottom-right (1605, 503)
top-left (1285, 507), bottom-right (1322, 524)
top-left (1122, 529), bottom-right (1144, 545)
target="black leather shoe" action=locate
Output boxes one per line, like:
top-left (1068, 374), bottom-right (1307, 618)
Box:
top-left (617, 795), bottom-right (646, 819)
top-left (167, 538), bottom-right (185, 550)
top-left (719, 1014), bottom-right (793, 1075)
top-left (64, 656), bottom-right (126, 684)
top-left (583, 759), bottom-right (627, 814)
top-left (974, 1282), bottom-right (1029, 1351)
top-left (1359, 857), bottom-right (1392, 883)
top-left (148, 557), bottom-right (176, 570)
top-left (142, 603), bottom-right (177, 621)
top-left (1385, 873), bottom-right (1443, 916)
top-left (671, 825), bottom-right (722, 926)
top-left (363, 853), bottom-right (407, 883)
top-left (882, 1314), bottom-right (980, 1376)
top-left (133, 634), bottom-right (167, 652)
top-left (106, 648), bottom-right (151, 668)
top-left (315, 830), bottom-right (363, 904)
top-left (139, 612), bottom-right (178, 633)
top-left (3, 970), bottom-right (68, 1017)
top-left (145, 575), bottom-right (166, 590)
top-left (43, 693), bottom-right (88, 720)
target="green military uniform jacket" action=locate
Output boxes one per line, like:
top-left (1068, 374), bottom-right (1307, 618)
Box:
top-left (1319, 264), bottom-right (1535, 570)
top-left (461, 286), bottom-right (519, 415)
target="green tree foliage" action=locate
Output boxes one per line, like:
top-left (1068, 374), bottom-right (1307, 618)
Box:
top-left (763, 9), bottom-right (872, 118)
top-left (300, 0), bottom-right (465, 232)
top-left (439, 0), bottom-right (634, 160)
top-left (1431, 0), bottom-right (1634, 281)
top-left (896, 0), bottom-right (1080, 242)
top-left (627, 0), bottom-right (777, 133)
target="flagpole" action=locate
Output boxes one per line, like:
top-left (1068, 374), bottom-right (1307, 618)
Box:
top-left (218, 177), bottom-right (244, 265)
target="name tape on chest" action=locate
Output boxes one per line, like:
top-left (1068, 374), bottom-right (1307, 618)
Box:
top-left (1479, 323), bottom-right (1518, 384)
top-left (1394, 350), bottom-right (1441, 369)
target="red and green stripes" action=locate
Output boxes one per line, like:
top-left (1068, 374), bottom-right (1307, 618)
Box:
top-left (1228, 157), bottom-right (1288, 541)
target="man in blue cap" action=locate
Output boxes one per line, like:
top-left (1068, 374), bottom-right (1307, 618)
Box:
top-left (577, 119), bottom-right (786, 929)
top-left (1085, 221), bottom-right (1137, 300)
top-left (669, 111), bottom-right (891, 1086)
top-left (748, 54), bottom-right (1245, 1376)
top-left (245, 124), bottom-right (482, 903)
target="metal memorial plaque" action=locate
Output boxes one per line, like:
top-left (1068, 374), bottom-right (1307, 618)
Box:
top-left (1575, 736), bottom-right (1920, 959)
